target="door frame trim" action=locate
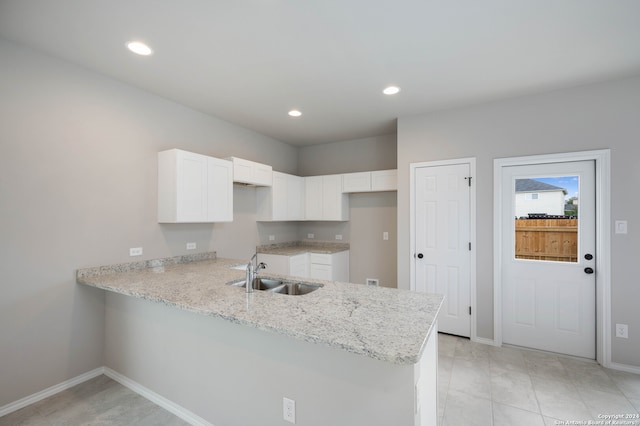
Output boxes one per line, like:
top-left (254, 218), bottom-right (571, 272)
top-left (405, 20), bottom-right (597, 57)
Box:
top-left (410, 158), bottom-right (477, 340)
top-left (493, 149), bottom-right (611, 365)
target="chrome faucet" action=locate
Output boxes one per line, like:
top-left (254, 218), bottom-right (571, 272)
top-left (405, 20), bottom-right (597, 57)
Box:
top-left (246, 253), bottom-right (267, 293)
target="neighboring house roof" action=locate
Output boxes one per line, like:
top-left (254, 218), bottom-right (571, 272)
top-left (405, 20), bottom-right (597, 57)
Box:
top-left (515, 179), bottom-right (568, 194)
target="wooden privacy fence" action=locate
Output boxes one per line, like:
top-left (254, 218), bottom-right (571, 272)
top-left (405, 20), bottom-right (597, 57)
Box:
top-left (515, 218), bottom-right (578, 262)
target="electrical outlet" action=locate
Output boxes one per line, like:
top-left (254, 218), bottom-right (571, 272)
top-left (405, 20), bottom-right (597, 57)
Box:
top-left (186, 242), bottom-right (196, 250)
top-left (307, 233), bottom-right (314, 239)
top-left (335, 234), bottom-right (343, 240)
top-left (129, 247), bottom-right (143, 256)
top-left (383, 231), bottom-right (389, 241)
top-left (366, 278), bottom-right (379, 286)
top-left (616, 324), bottom-right (629, 338)
top-left (283, 397), bottom-right (295, 423)
top-left (269, 235), bottom-right (275, 241)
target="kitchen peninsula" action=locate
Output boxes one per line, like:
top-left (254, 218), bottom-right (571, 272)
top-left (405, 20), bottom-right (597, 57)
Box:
top-left (77, 252), bottom-right (443, 426)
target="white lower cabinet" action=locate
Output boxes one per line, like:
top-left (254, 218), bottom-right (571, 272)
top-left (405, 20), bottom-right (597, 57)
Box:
top-left (257, 253), bottom-right (309, 277)
top-left (257, 250), bottom-right (349, 281)
top-left (309, 251), bottom-right (349, 282)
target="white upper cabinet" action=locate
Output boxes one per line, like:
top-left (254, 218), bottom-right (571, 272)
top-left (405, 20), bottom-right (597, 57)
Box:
top-left (305, 175), bottom-right (349, 221)
top-left (342, 170), bottom-right (397, 193)
top-left (256, 171), bottom-right (304, 221)
top-left (342, 172), bottom-right (371, 192)
top-left (371, 170), bottom-right (397, 191)
top-left (158, 149), bottom-right (233, 223)
top-left (226, 157), bottom-right (273, 186)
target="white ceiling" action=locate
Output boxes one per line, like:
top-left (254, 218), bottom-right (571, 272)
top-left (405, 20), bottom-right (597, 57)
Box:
top-left (2, 0), bottom-right (640, 146)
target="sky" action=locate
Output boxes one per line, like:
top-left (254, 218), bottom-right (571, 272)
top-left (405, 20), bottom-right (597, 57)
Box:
top-left (533, 176), bottom-right (579, 200)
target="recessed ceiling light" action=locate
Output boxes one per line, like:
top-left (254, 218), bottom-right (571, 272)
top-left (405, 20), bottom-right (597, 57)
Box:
top-left (126, 41), bottom-right (153, 56)
top-left (383, 86), bottom-right (401, 95)
top-left (288, 110), bottom-right (302, 117)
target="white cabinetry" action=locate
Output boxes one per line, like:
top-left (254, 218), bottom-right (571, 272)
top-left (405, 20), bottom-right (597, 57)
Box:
top-left (256, 172), bottom-right (304, 221)
top-left (257, 253), bottom-right (309, 278)
top-left (309, 251), bottom-right (349, 282)
top-left (342, 170), bottom-right (397, 193)
top-left (226, 157), bottom-right (273, 186)
top-left (371, 170), bottom-right (397, 191)
top-left (158, 149), bottom-right (233, 223)
top-left (305, 175), bottom-right (349, 221)
top-left (258, 251), bottom-right (349, 281)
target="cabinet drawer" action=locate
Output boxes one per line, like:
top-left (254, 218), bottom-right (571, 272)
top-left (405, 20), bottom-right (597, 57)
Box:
top-left (309, 253), bottom-right (332, 265)
top-left (309, 263), bottom-right (332, 280)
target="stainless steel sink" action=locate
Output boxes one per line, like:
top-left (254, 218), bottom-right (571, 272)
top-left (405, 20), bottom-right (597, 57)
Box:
top-left (226, 278), bottom-right (321, 295)
top-left (269, 282), bottom-right (321, 295)
top-left (227, 277), bottom-right (284, 290)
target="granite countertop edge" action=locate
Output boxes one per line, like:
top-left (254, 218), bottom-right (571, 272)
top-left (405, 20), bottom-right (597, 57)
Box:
top-left (77, 252), bottom-right (443, 365)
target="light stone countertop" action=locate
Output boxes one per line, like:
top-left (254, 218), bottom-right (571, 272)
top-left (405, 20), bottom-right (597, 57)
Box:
top-left (256, 241), bottom-right (350, 256)
top-left (76, 252), bottom-right (443, 365)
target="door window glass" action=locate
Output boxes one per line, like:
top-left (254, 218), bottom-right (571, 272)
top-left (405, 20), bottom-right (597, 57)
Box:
top-left (514, 176), bottom-right (578, 262)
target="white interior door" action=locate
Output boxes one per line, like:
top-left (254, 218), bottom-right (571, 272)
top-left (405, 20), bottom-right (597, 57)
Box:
top-left (501, 160), bottom-right (596, 359)
top-left (414, 163), bottom-right (471, 337)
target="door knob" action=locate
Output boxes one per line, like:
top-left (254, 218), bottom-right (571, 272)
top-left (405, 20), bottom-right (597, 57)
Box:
top-left (584, 267), bottom-right (594, 274)
top-left (416, 253), bottom-right (424, 259)
top-left (585, 254), bottom-right (593, 260)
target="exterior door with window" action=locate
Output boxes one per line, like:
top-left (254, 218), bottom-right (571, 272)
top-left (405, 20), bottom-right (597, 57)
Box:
top-left (501, 160), bottom-right (596, 359)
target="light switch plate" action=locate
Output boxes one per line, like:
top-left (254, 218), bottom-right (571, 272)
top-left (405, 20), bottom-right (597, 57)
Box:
top-left (615, 220), bottom-right (628, 234)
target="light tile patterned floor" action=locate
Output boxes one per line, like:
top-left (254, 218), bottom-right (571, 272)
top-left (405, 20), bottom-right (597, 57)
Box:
top-left (0, 375), bottom-right (188, 426)
top-left (438, 333), bottom-right (640, 426)
top-left (3, 337), bottom-right (639, 425)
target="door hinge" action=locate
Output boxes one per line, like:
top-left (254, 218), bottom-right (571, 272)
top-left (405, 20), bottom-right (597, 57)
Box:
top-left (464, 176), bottom-right (472, 187)
top-left (469, 306), bottom-right (472, 315)
top-left (468, 242), bottom-right (471, 251)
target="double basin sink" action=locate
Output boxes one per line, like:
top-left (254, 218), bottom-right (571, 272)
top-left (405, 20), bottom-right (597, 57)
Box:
top-left (227, 277), bottom-right (321, 296)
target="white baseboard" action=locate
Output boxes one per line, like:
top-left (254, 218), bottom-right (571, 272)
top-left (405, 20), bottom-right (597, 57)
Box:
top-left (0, 367), bottom-right (104, 417)
top-left (103, 368), bottom-right (213, 426)
top-left (607, 361), bottom-right (640, 375)
top-left (472, 336), bottom-right (498, 346)
top-left (1, 367), bottom-right (214, 426)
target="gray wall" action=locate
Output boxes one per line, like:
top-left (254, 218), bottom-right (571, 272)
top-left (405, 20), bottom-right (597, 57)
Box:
top-left (105, 292), bottom-right (417, 426)
top-left (397, 75), bottom-right (640, 366)
top-left (298, 135), bottom-right (398, 287)
top-left (0, 39), bottom-right (298, 406)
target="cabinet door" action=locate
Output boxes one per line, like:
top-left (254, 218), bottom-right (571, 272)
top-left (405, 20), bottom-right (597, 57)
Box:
top-left (271, 172), bottom-right (288, 220)
top-left (289, 253), bottom-right (308, 278)
top-left (207, 157), bottom-right (233, 222)
top-left (287, 175), bottom-right (304, 220)
top-left (371, 170), bottom-right (397, 191)
top-left (343, 172), bottom-right (371, 193)
top-left (309, 263), bottom-right (332, 280)
top-left (159, 149), bottom-right (233, 223)
top-left (322, 175), bottom-right (348, 221)
top-left (253, 163), bottom-right (274, 186)
top-left (304, 176), bottom-right (323, 220)
top-left (176, 150), bottom-right (208, 222)
top-left (257, 254), bottom-right (289, 275)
